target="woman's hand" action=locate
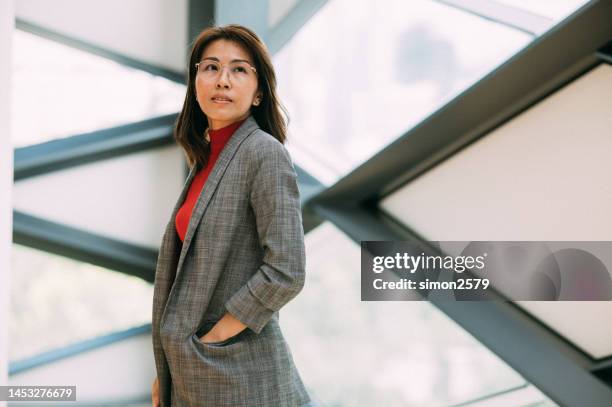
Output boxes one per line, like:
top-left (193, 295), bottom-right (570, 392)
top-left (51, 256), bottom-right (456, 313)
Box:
top-left (151, 376), bottom-right (159, 407)
top-left (199, 312), bottom-right (247, 343)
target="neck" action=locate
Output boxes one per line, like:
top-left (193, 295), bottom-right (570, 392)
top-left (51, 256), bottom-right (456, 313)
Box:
top-left (208, 112), bottom-right (250, 130)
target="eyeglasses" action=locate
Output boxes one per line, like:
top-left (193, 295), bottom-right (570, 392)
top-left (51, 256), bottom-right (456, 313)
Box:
top-left (195, 60), bottom-right (257, 80)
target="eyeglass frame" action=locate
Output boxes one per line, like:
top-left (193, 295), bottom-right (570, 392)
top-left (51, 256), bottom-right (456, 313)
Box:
top-left (194, 59), bottom-right (258, 78)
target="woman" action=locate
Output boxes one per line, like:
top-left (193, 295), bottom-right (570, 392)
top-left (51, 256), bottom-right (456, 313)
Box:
top-left (151, 25), bottom-right (312, 406)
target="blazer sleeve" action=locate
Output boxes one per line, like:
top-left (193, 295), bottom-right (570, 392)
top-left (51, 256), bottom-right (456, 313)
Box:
top-left (224, 137), bottom-right (306, 334)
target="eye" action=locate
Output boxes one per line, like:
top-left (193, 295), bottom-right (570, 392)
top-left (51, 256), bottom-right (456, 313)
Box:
top-left (233, 66), bottom-right (248, 74)
top-left (204, 63), bottom-right (218, 71)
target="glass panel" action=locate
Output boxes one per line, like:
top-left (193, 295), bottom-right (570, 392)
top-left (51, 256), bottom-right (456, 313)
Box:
top-left (495, 0), bottom-right (590, 21)
top-left (274, 0), bottom-right (532, 185)
top-left (281, 222), bottom-right (526, 406)
top-left (268, 0), bottom-right (301, 28)
top-left (13, 145), bottom-right (184, 249)
top-left (9, 244), bottom-right (153, 361)
top-left (11, 30), bottom-right (186, 148)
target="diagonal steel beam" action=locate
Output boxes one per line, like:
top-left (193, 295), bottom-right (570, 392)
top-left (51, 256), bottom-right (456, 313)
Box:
top-left (13, 211), bottom-right (159, 282)
top-left (14, 114), bottom-right (178, 181)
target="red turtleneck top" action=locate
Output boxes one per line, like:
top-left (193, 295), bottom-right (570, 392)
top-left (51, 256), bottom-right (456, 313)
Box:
top-left (175, 119), bottom-right (245, 242)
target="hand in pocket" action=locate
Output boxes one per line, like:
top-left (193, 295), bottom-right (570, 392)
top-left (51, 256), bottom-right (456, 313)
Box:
top-left (198, 315), bottom-right (247, 345)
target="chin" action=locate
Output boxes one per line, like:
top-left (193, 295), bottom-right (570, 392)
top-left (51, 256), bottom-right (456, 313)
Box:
top-left (205, 110), bottom-right (231, 120)
top-left (206, 109), bottom-right (248, 122)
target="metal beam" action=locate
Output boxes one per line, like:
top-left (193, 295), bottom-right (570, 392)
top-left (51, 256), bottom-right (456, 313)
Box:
top-left (214, 0), bottom-right (268, 43)
top-left (13, 211), bottom-right (159, 283)
top-left (267, 0), bottom-right (328, 54)
top-left (597, 40), bottom-right (612, 63)
top-left (296, 165), bottom-right (326, 234)
top-left (435, 0), bottom-right (552, 36)
top-left (9, 323), bottom-right (151, 375)
top-left (14, 113), bottom-right (178, 181)
top-left (188, 0), bottom-right (215, 46)
top-left (16, 19), bottom-right (185, 84)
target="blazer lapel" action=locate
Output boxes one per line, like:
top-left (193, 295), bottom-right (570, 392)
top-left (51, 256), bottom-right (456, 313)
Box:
top-left (173, 115), bottom-right (260, 283)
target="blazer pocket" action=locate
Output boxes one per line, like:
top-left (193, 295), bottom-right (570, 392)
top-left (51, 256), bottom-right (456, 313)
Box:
top-left (200, 335), bottom-right (238, 347)
top-left (194, 320), bottom-right (248, 348)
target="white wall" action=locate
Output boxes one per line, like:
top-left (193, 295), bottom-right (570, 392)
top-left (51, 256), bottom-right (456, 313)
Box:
top-left (16, 0), bottom-right (188, 72)
top-left (0, 0), bottom-right (14, 404)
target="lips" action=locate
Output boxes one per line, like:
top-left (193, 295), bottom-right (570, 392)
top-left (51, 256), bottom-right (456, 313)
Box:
top-left (211, 95), bottom-right (233, 103)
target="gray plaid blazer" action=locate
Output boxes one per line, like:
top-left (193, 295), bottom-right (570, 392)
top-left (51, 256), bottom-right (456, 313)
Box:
top-left (151, 116), bottom-right (310, 406)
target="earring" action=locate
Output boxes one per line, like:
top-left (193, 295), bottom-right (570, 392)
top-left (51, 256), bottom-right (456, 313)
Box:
top-left (253, 98), bottom-right (261, 106)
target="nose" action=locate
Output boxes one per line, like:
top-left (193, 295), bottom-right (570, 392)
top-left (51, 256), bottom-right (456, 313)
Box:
top-left (215, 66), bottom-right (231, 89)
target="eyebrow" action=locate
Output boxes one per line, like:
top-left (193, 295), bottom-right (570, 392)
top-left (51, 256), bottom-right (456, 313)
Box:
top-left (200, 56), bottom-right (253, 64)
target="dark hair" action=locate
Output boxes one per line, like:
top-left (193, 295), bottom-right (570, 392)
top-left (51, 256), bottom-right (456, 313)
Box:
top-left (174, 24), bottom-right (288, 169)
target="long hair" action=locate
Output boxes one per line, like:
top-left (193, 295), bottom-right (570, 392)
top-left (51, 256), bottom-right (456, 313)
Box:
top-left (174, 24), bottom-right (288, 169)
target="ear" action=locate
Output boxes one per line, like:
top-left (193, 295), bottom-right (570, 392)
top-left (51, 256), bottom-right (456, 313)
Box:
top-left (253, 91), bottom-right (263, 106)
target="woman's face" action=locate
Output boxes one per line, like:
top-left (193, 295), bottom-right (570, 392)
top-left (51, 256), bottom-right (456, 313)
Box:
top-left (195, 39), bottom-right (261, 130)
